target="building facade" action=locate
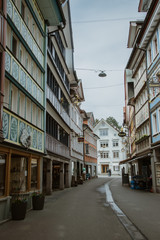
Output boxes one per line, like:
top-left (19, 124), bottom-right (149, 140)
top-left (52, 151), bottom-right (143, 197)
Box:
top-left (82, 111), bottom-right (98, 179)
top-left (122, 0), bottom-right (160, 192)
top-left (0, 0), bottom-right (64, 223)
top-left (43, 1), bottom-right (85, 194)
top-left (94, 119), bottom-right (125, 176)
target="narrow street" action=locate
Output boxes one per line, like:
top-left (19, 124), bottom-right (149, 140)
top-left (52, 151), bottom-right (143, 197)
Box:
top-left (0, 178), bottom-right (131, 240)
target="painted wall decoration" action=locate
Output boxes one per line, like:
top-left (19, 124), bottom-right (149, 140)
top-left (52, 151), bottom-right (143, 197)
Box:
top-left (2, 109), bottom-right (44, 153)
top-left (5, 50), bottom-right (43, 106)
top-left (7, 0), bottom-right (44, 67)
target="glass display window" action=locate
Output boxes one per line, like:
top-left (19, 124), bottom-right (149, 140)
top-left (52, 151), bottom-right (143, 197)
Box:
top-left (10, 156), bottom-right (28, 193)
top-left (0, 153), bottom-right (6, 196)
top-left (31, 158), bottom-right (38, 189)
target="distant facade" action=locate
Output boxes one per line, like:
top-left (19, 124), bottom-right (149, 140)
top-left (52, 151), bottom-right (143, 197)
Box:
top-left (94, 119), bottom-right (125, 176)
top-left (81, 111), bottom-right (98, 178)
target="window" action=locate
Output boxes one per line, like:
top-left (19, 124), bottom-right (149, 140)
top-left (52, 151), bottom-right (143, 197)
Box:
top-left (11, 84), bottom-right (18, 114)
top-left (152, 111), bottom-right (158, 135)
top-left (12, 36), bottom-right (17, 58)
top-left (113, 166), bottom-right (120, 171)
top-left (21, 1), bottom-right (25, 20)
top-left (19, 92), bottom-right (25, 118)
top-left (113, 140), bottom-right (119, 147)
top-left (147, 47), bottom-right (152, 66)
top-left (100, 152), bottom-right (109, 158)
top-left (100, 141), bottom-right (109, 148)
top-left (99, 129), bottom-right (108, 136)
top-left (4, 79), bottom-right (10, 108)
top-left (32, 103), bottom-right (37, 125)
top-left (26, 98), bottom-right (31, 122)
top-left (31, 159), bottom-right (38, 189)
top-left (10, 156), bottom-right (28, 193)
top-left (85, 144), bottom-right (89, 154)
top-left (113, 151), bottom-right (119, 158)
top-left (153, 35), bottom-right (158, 58)
top-left (37, 108), bottom-right (42, 129)
top-left (0, 154), bottom-right (6, 196)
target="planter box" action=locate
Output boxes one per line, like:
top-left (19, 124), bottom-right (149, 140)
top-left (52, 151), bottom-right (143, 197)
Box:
top-left (11, 201), bottom-right (27, 220)
top-left (32, 195), bottom-right (45, 210)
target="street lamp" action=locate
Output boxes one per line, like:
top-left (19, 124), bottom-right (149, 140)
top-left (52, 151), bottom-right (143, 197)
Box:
top-left (75, 68), bottom-right (107, 78)
top-left (98, 71), bottom-right (107, 77)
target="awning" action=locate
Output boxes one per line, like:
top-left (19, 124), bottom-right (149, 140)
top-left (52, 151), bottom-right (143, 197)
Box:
top-left (119, 153), bottom-right (151, 165)
top-left (119, 158), bottom-right (132, 165)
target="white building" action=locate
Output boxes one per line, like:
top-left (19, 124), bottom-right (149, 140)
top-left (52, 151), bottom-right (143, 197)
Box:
top-left (94, 119), bottom-right (126, 176)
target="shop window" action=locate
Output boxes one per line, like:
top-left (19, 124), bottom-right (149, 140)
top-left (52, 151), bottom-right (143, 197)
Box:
top-left (0, 154), bottom-right (6, 196)
top-left (10, 156), bottom-right (28, 193)
top-left (31, 159), bottom-right (38, 189)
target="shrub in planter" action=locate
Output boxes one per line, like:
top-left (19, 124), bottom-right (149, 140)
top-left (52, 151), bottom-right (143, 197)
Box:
top-left (32, 192), bottom-right (45, 210)
top-left (11, 197), bottom-right (27, 220)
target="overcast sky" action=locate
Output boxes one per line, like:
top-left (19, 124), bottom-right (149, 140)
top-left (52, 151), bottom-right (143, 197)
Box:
top-left (70, 0), bottom-right (146, 125)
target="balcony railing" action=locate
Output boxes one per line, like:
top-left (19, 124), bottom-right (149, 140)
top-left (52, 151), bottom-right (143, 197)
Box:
top-left (46, 134), bottom-right (70, 159)
top-left (5, 50), bottom-right (44, 106)
top-left (46, 86), bottom-right (70, 127)
top-left (71, 150), bottom-right (83, 161)
top-left (70, 119), bottom-right (83, 136)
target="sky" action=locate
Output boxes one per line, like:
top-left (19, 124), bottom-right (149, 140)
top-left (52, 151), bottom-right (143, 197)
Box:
top-left (69, 0), bottom-right (146, 126)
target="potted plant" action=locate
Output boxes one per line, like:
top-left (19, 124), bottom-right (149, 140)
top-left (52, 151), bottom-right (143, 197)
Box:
top-left (11, 195), bottom-right (27, 220)
top-left (32, 192), bottom-right (45, 210)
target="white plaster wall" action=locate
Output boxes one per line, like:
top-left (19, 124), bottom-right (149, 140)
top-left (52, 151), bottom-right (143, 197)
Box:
top-left (94, 119), bottom-right (127, 175)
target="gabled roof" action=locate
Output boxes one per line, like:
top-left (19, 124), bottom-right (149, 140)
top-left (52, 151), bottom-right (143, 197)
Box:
top-left (93, 118), bottom-right (120, 133)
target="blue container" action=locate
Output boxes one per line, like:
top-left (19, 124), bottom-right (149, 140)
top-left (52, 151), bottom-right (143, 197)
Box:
top-left (131, 180), bottom-right (135, 189)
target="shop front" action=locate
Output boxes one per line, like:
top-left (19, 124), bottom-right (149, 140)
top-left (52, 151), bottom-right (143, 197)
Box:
top-left (120, 153), bottom-right (152, 191)
top-left (0, 146), bottom-right (43, 223)
top-left (43, 156), bottom-right (71, 194)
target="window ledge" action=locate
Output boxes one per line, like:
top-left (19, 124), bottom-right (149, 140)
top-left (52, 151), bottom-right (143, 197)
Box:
top-left (0, 196), bottom-right (12, 202)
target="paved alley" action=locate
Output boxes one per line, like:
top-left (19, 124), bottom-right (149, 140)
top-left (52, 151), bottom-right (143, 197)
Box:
top-left (0, 178), bottom-right (131, 240)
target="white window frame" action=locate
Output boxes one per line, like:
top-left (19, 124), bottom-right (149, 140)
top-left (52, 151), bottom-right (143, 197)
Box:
top-left (113, 140), bottom-right (119, 147)
top-left (147, 45), bottom-right (152, 67)
top-left (100, 152), bottom-right (109, 159)
top-left (152, 34), bottom-right (158, 59)
top-left (152, 110), bottom-right (158, 135)
top-left (113, 151), bottom-right (119, 158)
top-left (99, 129), bottom-right (108, 136)
top-left (100, 141), bottom-right (109, 148)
